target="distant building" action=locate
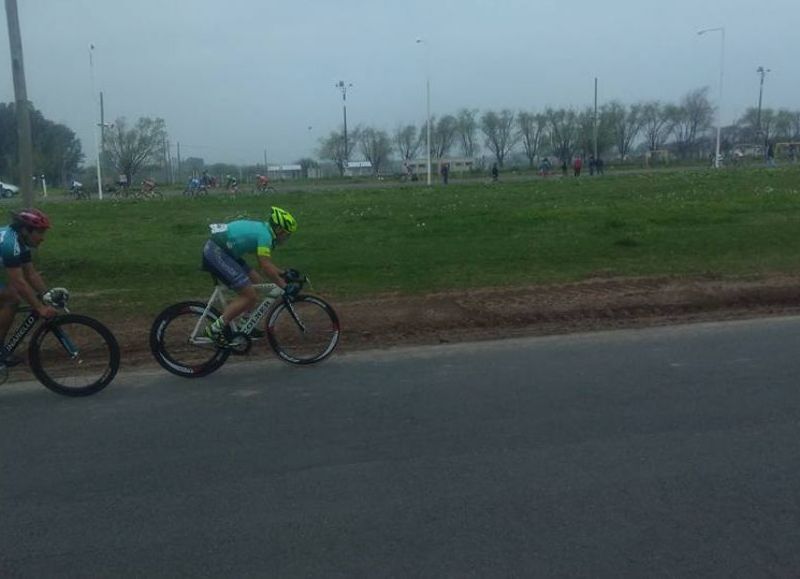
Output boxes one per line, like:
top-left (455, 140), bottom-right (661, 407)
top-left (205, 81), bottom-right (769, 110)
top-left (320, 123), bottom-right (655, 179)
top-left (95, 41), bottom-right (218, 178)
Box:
top-left (345, 160), bottom-right (373, 176)
top-left (266, 164), bottom-right (303, 180)
top-left (406, 157), bottom-right (475, 175)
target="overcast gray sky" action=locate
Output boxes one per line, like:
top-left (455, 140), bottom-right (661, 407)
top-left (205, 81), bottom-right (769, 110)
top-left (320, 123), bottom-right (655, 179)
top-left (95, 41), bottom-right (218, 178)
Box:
top-left (2, 0), bottom-right (797, 165)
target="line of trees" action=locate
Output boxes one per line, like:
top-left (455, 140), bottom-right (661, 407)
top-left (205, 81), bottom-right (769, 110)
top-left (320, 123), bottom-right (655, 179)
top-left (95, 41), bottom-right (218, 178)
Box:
top-left (318, 87), bottom-right (800, 173)
top-left (0, 102), bottom-right (83, 186)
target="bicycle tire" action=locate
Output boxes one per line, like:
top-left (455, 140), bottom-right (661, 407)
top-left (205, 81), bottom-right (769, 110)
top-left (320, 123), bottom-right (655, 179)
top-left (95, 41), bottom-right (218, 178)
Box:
top-left (28, 314), bottom-right (120, 397)
top-left (267, 295), bottom-right (340, 365)
top-left (150, 301), bottom-right (230, 378)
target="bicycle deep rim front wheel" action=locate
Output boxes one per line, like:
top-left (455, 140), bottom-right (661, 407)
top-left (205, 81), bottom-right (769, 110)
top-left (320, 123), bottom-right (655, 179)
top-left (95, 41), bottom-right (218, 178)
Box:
top-left (29, 314), bottom-right (120, 397)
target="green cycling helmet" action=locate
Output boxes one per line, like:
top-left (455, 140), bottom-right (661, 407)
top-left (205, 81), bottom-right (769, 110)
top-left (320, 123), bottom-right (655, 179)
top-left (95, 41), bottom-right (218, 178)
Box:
top-left (269, 206), bottom-right (297, 233)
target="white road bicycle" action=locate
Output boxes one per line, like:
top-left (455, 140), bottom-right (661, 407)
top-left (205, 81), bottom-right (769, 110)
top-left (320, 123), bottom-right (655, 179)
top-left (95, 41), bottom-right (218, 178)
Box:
top-left (149, 275), bottom-right (340, 378)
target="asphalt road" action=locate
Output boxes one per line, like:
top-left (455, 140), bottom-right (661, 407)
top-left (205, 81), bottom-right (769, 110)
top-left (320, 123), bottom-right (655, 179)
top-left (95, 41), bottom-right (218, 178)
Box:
top-left (2, 317), bottom-right (800, 577)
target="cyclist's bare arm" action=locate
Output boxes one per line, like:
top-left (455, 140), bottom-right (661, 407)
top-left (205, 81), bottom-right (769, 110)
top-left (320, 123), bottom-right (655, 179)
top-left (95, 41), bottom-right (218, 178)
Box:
top-left (22, 262), bottom-right (47, 294)
top-left (257, 255), bottom-right (287, 289)
top-left (7, 266), bottom-right (56, 317)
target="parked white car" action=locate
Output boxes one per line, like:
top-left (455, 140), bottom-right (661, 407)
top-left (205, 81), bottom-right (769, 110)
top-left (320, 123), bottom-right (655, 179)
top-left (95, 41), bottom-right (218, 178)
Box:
top-left (0, 180), bottom-right (20, 198)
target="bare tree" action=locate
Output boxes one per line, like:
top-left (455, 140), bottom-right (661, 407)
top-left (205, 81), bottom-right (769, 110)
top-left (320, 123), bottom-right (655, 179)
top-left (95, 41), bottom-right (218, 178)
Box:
top-left (668, 88), bottom-right (714, 159)
top-left (517, 111), bottom-right (547, 167)
top-left (431, 114), bottom-right (458, 159)
top-left (603, 101), bottom-right (644, 161)
top-left (455, 108), bottom-right (479, 158)
top-left (545, 108), bottom-right (579, 163)
top-left (393, 123), bottom-right (420, 161)
top-left (640, 101), bottom-right (672, 152)
top-left (737, 107), bottom-right (777, 145)
top-left (576, 108), bottom-right (596, 158)
top-left (773, 109), bottom-right (797, 142)
top-left (480, 109), bottom-right (518, 167)
top-left (103, 117), bottom-right (167, 185)
top-left (318, 130), bottom-right (348, 176)
top-left (358, 127), bottom-right (392, 175)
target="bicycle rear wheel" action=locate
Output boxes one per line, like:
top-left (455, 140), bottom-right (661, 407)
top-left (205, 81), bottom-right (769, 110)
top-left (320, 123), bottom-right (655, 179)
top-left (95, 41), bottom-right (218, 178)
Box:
top-left (267, 295), bottom-right (340, 365)
top-left (29, 314), bottom-right (120, 397)
top-left (150, 301), bottom-right (230, 378)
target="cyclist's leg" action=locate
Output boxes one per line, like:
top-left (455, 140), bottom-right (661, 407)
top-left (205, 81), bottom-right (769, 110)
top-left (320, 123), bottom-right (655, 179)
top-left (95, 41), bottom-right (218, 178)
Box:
top-left (0, 284), bottom-right (19, 344)
top-left (0, 283), bottom-right (23, 365)
top-left (201, 241), bottom-right (258, 333)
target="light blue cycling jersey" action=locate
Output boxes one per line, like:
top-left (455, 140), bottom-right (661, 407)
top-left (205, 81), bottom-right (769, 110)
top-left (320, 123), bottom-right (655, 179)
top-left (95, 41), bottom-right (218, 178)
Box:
top-left (0, 226), bottom-right (32, 269)
top-left (209, 220), bottom-right (275, 258)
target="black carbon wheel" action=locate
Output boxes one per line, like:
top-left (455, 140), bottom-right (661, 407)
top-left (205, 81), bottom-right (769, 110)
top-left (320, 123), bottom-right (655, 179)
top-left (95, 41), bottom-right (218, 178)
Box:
top-left (150, 301), bottom-right (230, 378)
top-left (29, 314), bottom-right (120, 397)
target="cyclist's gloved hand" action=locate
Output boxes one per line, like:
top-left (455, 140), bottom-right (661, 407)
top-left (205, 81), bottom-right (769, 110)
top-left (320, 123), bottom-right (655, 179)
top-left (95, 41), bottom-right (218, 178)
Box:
top-left (283, 283), bottom-right (300, 298)
top-left (42, 287), bottom-right (70, 308)
top-left (281, 269), bottom-right (303, 283)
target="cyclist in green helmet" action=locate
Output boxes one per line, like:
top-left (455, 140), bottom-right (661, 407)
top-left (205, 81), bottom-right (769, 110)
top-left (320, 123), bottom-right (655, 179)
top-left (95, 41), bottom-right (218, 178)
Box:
top-left (202, 206), bottom-right (299, 345)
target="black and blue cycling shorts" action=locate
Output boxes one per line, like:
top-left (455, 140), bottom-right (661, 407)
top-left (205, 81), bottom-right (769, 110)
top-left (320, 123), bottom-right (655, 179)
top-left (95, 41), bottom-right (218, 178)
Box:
top-left (201, 240), bottom-right (252, 290)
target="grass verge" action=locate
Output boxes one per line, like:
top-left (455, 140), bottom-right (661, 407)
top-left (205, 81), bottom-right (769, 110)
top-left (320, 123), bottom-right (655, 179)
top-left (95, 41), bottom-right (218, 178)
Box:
top-left (8, 165), bottom-right (800, 319)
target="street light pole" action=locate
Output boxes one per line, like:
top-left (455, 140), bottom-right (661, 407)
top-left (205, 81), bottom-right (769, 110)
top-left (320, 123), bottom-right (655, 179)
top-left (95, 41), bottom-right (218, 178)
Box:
top-left (88, 44), bottom-right (103, 199)
top-left (416, 38), bottom-right (431, 186)
top-left (697, 27), bottom-right (725, 169)
top-left (335, 80), bottom-right (352, 174)
top-left (756, 65), bottom-right (770, 161)
top-left (593, 77), bottom-right (599, 160)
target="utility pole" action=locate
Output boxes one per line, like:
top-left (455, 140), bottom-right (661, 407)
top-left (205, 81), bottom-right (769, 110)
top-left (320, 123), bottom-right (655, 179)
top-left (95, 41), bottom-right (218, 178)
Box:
top-left (756, 65), bottom-right (770, 162)
top-left (176, 141), bottom-right (181, 183)
top-left (264, 148), bottom-right (268, 177)
top-left (5, 0), bottom-right (34, 206)
top-left (99, 90), bottom-right (106, 182)
top-left (335, 81), bottom-right (352, 173)
top-left (88, 44), bottom-right (103, 199)
top-left (593, 77), bottom-right (599, 160)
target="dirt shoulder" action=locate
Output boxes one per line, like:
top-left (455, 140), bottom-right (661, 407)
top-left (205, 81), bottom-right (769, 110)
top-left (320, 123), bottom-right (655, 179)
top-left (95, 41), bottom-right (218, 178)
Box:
top-left (109, 273), bottom-right (800, 362)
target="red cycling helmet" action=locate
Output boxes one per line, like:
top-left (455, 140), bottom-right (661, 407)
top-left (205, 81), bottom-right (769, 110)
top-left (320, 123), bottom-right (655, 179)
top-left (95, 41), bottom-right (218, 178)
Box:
top-left (11, 208), bottom-right (51, 230)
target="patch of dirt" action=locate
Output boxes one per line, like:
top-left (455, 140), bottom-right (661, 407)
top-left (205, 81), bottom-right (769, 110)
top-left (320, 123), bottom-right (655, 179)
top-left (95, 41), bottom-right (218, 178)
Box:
top-left (113, 273), bottom-right (800, 359)
top-left (9, 273), bottom-right (800, 383)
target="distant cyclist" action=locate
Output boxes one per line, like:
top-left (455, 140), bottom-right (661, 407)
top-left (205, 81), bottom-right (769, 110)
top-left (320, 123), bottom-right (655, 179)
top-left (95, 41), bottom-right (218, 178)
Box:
top-left (225, 174), bottom-right (238, 193)
top-left (0, 209), bottom-right (58, 365)
top-left (256, 174), bottom-right (270, 192)
top-left (202, 206), bottom-right (299, 346)
top-left (141, 178), bottom-right (157, 193)
top-left (185, 176), bottom-right (202, 195)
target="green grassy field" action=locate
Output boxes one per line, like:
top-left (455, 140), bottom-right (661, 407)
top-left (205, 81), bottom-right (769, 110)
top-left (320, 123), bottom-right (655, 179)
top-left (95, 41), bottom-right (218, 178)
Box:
top-left (13, 165), bottom-right (800, 317)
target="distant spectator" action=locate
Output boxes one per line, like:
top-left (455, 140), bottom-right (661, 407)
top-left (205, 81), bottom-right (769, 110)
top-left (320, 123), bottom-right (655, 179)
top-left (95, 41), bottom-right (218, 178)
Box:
top-left (596, 157), bottom-right (605, 175)
top-left (573, 156), bottom-right (583, 177)
top-left (538, 156), bottom-right (552, 177)
top-left (491, 163), bottom-right (499, 182)
top-left (588, 155), bottom-right (596, 176)
top-left (440, 162), bottom-right (450, 185)
top-left (561, 159), bottom-right (568, 177)
top-left (767, 143), bottom-right (776, 167)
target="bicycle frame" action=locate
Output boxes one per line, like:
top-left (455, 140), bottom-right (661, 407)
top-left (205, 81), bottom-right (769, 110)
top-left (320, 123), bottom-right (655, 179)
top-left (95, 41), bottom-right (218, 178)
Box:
top-left (1, 309), bottom-right (79, 360)
top-left (2, 310), bottom-right (39, 357)
top-left (189, 283), bottom-right (283, 345)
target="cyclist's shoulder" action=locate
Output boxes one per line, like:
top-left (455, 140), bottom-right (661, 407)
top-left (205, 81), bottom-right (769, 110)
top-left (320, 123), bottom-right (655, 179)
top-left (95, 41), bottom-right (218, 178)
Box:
top-left (0, 225), bottom-right (24, 258)
top-left (0, 224), bottom-right (17, 242)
